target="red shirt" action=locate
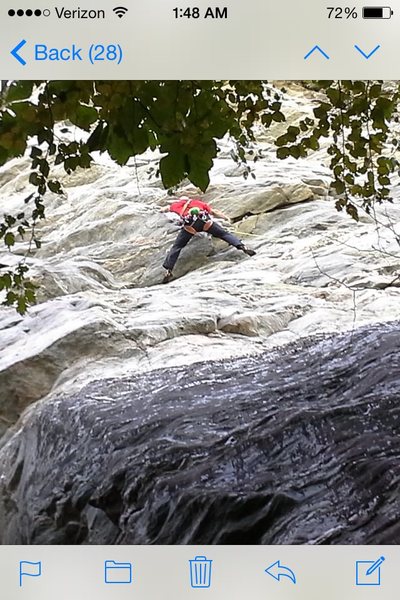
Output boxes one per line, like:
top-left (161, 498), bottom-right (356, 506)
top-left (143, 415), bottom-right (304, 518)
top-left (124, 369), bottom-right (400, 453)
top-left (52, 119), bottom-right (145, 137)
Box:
top-left (169, 198), bottom-right (212, 217)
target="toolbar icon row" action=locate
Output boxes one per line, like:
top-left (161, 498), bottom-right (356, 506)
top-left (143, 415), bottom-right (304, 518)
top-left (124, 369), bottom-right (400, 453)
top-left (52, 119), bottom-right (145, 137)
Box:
top-left (17, 555), bottom-right (386, 589)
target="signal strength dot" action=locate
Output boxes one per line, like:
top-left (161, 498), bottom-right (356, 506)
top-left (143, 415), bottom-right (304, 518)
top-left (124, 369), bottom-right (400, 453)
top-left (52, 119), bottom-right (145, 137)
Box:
top-left (8, 8), bottom-right (42, 16)
top-left (113, 6), bottom-right (128, 18)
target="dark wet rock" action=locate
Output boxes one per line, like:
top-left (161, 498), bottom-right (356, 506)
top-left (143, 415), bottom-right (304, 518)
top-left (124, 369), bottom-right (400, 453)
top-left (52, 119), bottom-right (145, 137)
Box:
top-left (0, 320), bottom-right (400, 545)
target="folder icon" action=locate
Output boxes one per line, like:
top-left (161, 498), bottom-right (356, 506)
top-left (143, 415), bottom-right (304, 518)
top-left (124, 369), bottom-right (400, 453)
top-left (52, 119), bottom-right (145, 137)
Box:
top-left (104, 560), bottom-right (133, 584)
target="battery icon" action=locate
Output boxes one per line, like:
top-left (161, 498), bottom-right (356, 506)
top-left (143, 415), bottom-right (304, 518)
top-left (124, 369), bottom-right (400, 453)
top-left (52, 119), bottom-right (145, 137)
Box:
top-left (362, 6), bottom-right (393, 18)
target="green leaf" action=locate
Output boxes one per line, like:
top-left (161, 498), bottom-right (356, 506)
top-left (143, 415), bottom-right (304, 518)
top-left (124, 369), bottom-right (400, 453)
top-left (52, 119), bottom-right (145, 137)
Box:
top-left (0, 273), bottom-right (12, 289)
top-left (313, 102), bottom-right (331, 119)
top-left (37, 128), bottom-right (53, 145)
top-left (79, 154), bottom-right (92, 169)
top-left (271, 111), bottom-right (285, 123)
top-left (64, 156), bottom-right (80, 172)
top-left (286, 126), bottom-right (300, 142)
top-left (30, 146), bottom-right (42, 159)
top-left (71, 104), bottom-right (99, 131)
top-left (5, 290), bottom-right (17, 305)
top-left (308, 136), bottom-right (320, 151)
top-left (261, 113), bottom-right (272, 127)
top-left (346, 203), bottom-right (359, 221)
top-left (6, 81), bottom-right (34, 103)
top-left (29, 172), bottom-right (43, 187)
top-left (4, 232), bottom-right (15, 247)
top-left (160, 151), bottom-right (186, 188)
top-left (48, 180), bottom-right (62, 194)
top-left (276, 147), bottom-right (290, 159)
top-left (39, 159), bottom-right (50, 178)
top-left (289, 146), bottom-right (301, 159)
top-left (16, 295), bottom-right (27, 315)
top-left (108, 130), bottom-right (133, 166)
top-left (188, 163), bottom-right (210, 191)
top-left (187, 144), bottom-right (216, 191)
top-left (129, 127), bottom-right (149, 155)
top-left (332, 179), bottom-right (346, 195)
top-left (326, 87), bottom-right (340, 105)
top-left (87, 121), bottom-right (108, 151)
top-left (353, 81), bottom-right (366, 94)
top-left (25, 288), bottom-right (36, 303)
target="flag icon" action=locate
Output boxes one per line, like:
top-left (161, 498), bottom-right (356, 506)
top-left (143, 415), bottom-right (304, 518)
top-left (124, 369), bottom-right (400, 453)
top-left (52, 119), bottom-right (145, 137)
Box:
top-left (19, 561), bottom-right (42, 587)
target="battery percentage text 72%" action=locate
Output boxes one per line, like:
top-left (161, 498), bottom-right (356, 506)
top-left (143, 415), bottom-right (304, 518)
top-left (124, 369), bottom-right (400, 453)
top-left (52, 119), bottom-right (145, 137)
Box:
top-left (327, 6), bottom-right (358, 18)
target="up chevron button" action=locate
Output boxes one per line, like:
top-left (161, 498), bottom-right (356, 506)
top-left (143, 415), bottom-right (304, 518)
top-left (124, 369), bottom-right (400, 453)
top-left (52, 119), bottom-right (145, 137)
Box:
top-left (354, 44), bottom-right (381, 59)
top-left (304, 45), bottom-right (330, 60)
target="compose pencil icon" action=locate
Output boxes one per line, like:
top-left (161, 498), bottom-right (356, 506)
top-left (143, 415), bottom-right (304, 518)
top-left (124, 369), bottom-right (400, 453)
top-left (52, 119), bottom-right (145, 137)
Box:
top-left (355, 556), bottom-right (385, 586)
top-left (365, 556), bottom-right (385, 576)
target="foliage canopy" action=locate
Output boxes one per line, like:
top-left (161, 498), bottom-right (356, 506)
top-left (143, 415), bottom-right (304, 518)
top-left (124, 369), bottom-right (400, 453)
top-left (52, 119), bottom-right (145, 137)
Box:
top-left (0, 79), bottom-right (399, 313)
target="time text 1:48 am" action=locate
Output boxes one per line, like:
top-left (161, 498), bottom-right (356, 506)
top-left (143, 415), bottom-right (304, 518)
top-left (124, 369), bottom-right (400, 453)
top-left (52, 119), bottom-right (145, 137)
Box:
top-left (173, 7), bottom-right (228, 18)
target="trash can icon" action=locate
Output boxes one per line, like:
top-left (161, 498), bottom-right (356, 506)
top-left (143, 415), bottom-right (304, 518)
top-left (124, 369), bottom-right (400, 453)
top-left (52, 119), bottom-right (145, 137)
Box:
top-left (189, 556), bottom-right (213, 588)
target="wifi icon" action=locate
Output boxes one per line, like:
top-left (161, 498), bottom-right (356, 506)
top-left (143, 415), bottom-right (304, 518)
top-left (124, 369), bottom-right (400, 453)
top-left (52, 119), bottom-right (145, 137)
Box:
top-left (113, 6), bottom-right (128, 18)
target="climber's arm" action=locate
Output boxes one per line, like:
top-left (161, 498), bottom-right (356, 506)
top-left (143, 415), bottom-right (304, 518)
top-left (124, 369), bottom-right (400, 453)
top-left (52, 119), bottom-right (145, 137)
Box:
top-left (210, 207), bottom-right (230, 222)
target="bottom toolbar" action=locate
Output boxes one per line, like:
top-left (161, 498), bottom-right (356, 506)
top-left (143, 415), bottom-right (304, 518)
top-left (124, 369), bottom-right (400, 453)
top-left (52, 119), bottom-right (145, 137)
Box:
top-left (1, 546), bottom-right (397, 600)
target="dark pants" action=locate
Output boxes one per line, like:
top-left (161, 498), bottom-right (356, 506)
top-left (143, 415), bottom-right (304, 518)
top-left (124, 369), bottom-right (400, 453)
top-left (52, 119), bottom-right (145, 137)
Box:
top-left (163, 220), bottom-right (242, 271)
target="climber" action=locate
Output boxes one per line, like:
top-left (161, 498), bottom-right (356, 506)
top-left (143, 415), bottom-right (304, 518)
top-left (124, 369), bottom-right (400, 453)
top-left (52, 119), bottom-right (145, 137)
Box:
top-left (161, 195), bottom-right (256, 283)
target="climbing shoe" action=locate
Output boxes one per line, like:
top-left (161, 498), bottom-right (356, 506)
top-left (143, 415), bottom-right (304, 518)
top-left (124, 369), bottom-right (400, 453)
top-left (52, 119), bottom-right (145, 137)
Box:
top-left (162, 270), bottom-right (174, 284)
top-left (238, 244), bottom-right (256, 256)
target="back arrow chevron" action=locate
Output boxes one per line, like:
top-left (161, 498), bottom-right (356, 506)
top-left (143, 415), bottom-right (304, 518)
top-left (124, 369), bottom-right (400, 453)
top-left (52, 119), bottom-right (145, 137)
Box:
top-left (265, 560), bottom-right (297, 584)
top-left (11, 40), bottom-right (27, 65)
top-left (304, 45), bottom-right (330, 60)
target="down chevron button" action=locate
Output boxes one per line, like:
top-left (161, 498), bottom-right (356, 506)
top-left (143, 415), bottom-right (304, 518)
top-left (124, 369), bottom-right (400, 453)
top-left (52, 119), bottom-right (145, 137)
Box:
top-left (354, 44), bottom-right (381, 58)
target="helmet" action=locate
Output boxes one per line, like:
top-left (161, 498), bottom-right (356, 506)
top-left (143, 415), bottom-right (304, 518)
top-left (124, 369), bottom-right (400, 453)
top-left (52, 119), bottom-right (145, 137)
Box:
top-left (189, 207), bottom-right (200, 216)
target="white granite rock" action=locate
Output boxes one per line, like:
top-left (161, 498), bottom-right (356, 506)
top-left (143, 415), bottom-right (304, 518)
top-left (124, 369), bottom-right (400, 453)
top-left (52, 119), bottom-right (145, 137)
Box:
top-left (0, 85), bottom-right (399, 431)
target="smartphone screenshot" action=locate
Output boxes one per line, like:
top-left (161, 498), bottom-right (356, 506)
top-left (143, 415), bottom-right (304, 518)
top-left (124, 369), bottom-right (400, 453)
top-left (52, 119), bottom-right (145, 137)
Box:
top-left (0, 0), bottom-right (399, 598)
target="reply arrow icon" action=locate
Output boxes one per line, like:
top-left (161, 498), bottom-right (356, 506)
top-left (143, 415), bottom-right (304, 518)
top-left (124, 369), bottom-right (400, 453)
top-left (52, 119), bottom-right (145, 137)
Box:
top-left (265, 560), bottom-right (297, 584)
top-left (11, 39), bottom-right (27, 65)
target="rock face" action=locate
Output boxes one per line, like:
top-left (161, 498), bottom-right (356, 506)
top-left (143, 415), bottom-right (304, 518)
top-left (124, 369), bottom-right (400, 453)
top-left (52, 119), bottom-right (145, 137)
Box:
top-left (1, 148), bottom-right (399, 435)
top-left (0, 84), bottom-right (400, 544)
top-left (0, 321), bottom-right (399, 544)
